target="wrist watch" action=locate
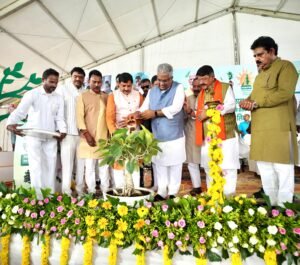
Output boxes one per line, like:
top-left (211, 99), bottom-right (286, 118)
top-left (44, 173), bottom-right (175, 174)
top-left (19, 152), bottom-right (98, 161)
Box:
top-left (155, 110), bottom-right (158, 117)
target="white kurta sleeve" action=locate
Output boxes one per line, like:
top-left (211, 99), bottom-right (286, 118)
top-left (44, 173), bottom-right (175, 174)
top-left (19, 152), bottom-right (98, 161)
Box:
top-left (220, 87), bottom-right (236, 116)
top-left (55, 96), bottom-right (67, 133)
top-left (139, 91), bottom-right (150, 112)
top-left (6, 92), bottom-right (33, 126)
top-left (161, 84), bottom-right (185, 119)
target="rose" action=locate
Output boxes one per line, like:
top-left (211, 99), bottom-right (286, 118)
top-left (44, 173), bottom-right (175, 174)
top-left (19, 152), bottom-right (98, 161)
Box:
top-left (57, 206), bottom-right (64, 213)
top-left (257, 207), bottom-right (267, 215)
top-left (214, 222), bottom-right (222, 230)
top-left (178, 219), bottom-right (186, 228)
top-left (248, 225), bottom-right (257, 234)
top-left (293, 228), bottom-right (300, 235)
top-left (227, 221), bottom-right (238, 230)
top-left (199, 236), bottom-right (206, 244)
top-left (50, 211), bottom-right (55, 218)
top-left (152, 230), bottom-right (159, 237)
top-left (248, 209), bottom-right (255, 216)
top-left (249, 236), bottom-right (258, 245)
top-left (223, 205), bottom-right (233, 213)
top-left (267, 239), bottom-right (276, 246)
top-left (217, 236), bottom-right (225, 244)
top-left (165, 220), bottom-right (171, 227)
top-left (271, 209), bottom-right (280, 217)
top-left (168, 232), bottom-right (175, 240)
top-left (285, 209), bottom-right (295, 217)
top-left (67, 210), bottom-right (73, 218)
top-left (197, 221), bottom-right (205, 228)
top-left (162, 204), bottom-right (168, 212)
top-left (40, 210), bottom-right (45, 217)
top-left (176, 240), bottom-right (182, 247)
top-left (278, 227), bottom-right (286, 235)
top-left (267, 225), bottom-right (278, 235)
top-left (157, 241), bottom-right (163, 247)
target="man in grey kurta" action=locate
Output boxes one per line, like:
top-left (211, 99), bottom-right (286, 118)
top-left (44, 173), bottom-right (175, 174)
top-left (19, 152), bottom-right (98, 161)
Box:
top-left (240, 36), bottom-right (298, 206)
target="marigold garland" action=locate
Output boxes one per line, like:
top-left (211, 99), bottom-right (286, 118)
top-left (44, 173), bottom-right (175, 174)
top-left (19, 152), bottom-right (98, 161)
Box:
top-left (60, 236), bottom-right (71, 265)
top-left (108, 240), bottom-right (118, 265)
top-left (83, 237), bottom-right (93, 265)
top-left (21, 235), bottom-right (30, 265)
top-left (136, 250), bottom-right (145, 265)
top-left (41, 235), bottom-right (51, 265)
top-left (0, 234), bottom-right (10, 265)
top-left (163, 245), bottom-right (172, 265)
top-left (264, 249), bottom-right (277, 265)
top-left (196, 246), bottom-right (207, 265)
top-left (231, 252), bottom-right (242, 265)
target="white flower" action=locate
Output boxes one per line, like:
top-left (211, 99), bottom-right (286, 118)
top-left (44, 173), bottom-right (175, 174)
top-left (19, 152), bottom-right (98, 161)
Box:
top-left (230, 247), bottom-right (239, 253)
top-left (228, 242), bottom-right (234, 248)
top-left (267, 225), bottom-right (278, 235)
top-left (173, 197), bottom-right (180, 203)
top-left (207, 231), bottom-right (212, 237)
top-left (12, 205), bottom-right (19, 214)
top-left (267, 239), bottom-right (276, 246)
top-left (11, 193), bottom-right (17, 198)
top-left (223, 205), bottom-right (233, 213)
top-left (25, 210), bottom-right (31, 217)
top-left (257, 207), bottom-right (267, 215)
top-left (232, 236), bottom-right (239, 243)
top-left (183, 194), bottom-right (189, 199)
top-left (0, 192), bottom-right (3, 197)
top-left (214, 222), bottom-right (222, 231)
top-left (249, 248), bottom-right (254, 253)
top-left (212, 242), bottom-right (217, 248)
top-left (217, 236), bottom-right (225, 244)
top-left (5, 193), bottom-right (11, 199)
top-left (248, 225), bottom-right (258, 234)
top-left (227, 221), bottom-right (238, 230)
top-left (8, 220), bottom-right (14, 225)
top-left (1, 214), bottom-right (7, 219)
top-left (10, 216), bottom-right (15, 220)
top-left (259, 245), bottom-right (265, 253)
top-left (248, 208), bottom-right (255, 216)
top-left (211, 247), bottom-right (218, 253)
top-left (242, 243), bottom-right (249, 248)
top-left (249, 236), bottom-right (258, 245)
top-left (210, 207), bottom-right (216, 213)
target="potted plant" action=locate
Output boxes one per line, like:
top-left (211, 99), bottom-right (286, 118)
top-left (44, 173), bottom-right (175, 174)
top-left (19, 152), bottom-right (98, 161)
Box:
top-left (97, 125), bottom-right (161, 203)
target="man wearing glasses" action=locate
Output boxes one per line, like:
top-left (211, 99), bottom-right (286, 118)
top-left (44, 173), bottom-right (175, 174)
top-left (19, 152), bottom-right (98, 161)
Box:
top-left (139, 63), bottom-right (186, 201)
top-left (239, 36), bottom-right (298, 206)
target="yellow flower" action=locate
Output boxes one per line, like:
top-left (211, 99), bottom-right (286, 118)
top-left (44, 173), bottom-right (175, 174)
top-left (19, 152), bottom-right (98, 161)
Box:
top-left (118, 205), bottom-right (128, 216)
top-left (88, 199), bottom-right (98, 208)
top-left (135, 243), bottom-right (144, 250)
top-left (239, 200), bottom-right (244, 205)
top-left (116, 219), bottom-right (128, 232)
top-left (198, 198), bottom-right (206, 206)
top-left (134, 219), bottom-right (145, 230)
top-left (87, 228), bottom-right (97, 237)
top-left (85, 215), bottom-right (95, 226)
top-left (102, 201), bottom-right (112, 210)
top-left (137, 206), bottom-right (149, 218)
top-left (98, 217), bottom-right (109, 229)
top-left (114, 231), bottom-right (124, 239)
top-left (101, 231), bottom-right (111, 238)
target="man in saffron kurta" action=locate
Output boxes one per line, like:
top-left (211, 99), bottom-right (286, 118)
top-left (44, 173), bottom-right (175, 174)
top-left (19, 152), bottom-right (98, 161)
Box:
top-left (76, 70), bottom-right (109, 195)
top-left (240, 36), bottom-right (298, 206)
top-left (195, 65), bottom-right (239, 196)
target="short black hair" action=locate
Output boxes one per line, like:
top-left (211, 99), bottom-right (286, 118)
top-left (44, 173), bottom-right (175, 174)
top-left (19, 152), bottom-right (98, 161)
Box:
top-left (151, 75), bottom-right (157, 84)
top-left (251, 36), bottom-right (278, 55)
top-left (116, 73), bottom-right (121, 82)
top-left (71, 67), bottom-right (85, 76)
top-left (141, 78), bottom-right (150, 83)
top-left (119, 72), bottom-right (133, 83)
top-left (42, 68), bottom-right (59, 79)
top-left (89, 69), bottom-right (102, 80)
top-left (196, 65), bottom-right (214, 77)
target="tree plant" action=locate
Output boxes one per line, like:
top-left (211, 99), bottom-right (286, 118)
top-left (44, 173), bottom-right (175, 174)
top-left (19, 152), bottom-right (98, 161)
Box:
top-left (97, 125), bottom-right (161, 196)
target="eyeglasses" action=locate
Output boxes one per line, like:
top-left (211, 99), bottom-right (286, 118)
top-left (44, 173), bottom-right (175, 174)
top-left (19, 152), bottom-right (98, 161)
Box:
top-left (141, 85), bottom-right (150, 89)
top-left (157, 77), bottom-right (171, 83)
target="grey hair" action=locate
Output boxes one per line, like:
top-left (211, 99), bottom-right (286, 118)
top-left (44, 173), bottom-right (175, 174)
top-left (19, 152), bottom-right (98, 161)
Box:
top-left (157, 63), bottom-right (173, 77)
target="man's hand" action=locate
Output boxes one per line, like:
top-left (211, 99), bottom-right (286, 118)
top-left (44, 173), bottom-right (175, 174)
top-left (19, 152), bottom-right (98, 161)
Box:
top-left (116, 119), bottom-right (128, 129)
top-left (196, 110), bottom-right (208, 121)
top-left (83, 131), bottom-right (96, 147)
top-left (239, 99), bottom-right (256, 110)
top-left (140, 110), bottom-right (156, 120)
top-left (6, 124), bottom-right (24, 136)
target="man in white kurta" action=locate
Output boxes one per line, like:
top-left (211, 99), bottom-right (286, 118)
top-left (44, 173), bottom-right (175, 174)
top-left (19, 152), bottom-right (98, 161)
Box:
top-left (139, 63), bottom-right (186, 200)
top-left (7, 68), bottom-right (67, 197)
top-left (56, 67), bottom-right (85, 195)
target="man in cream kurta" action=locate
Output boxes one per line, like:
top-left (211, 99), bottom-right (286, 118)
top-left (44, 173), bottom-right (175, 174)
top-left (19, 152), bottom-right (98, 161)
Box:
top-left (56, 67), bottom-right (85, 195)
top-left (240, 36), bottom-right (298, 206)
top-left (76, 70), bottom-right (108, 195)
top-left (106, 72), bottom-right (143, 188)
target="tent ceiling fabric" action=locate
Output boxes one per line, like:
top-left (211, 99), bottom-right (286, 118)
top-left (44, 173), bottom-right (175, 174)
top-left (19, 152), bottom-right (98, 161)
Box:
top-left (0, 0), bottom-right (300, 94)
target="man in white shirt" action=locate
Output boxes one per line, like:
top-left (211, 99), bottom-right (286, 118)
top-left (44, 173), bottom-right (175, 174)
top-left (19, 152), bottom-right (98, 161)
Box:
top-left (7, 68), bottom-right (67, 196)
top-left (56, 67), bottom-right (85, 195)
top-left (139, 63), bottom-right (186, 201)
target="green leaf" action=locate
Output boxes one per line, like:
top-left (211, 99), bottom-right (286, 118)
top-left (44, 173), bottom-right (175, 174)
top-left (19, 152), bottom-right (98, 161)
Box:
top-left (3, 67), bottom-right (11, 76)
top-left (0, 182), bottom-right (9, 193)
top-left (4, 78), bottom-right (14, 84)
top-left (261, 193), bottom-right (272, 208)
top-left (240, 248), bottom-right (252, 260)
top-left (277, 254), bottom-right (286, 265)
top-left (9, 71), bottom-right (24, 78)
top-left (13, 62), bottom-right (23, 72)
top-left (41, 188), bottom-right (51, 198)
top-left (126, 160), bottom-right (136, 174)
top-left (221, 248), bottom-right (229, 259)
top-left (207, 250), bottom-right (222, 262)
top-left (29, 73), bottom-right (42, 85)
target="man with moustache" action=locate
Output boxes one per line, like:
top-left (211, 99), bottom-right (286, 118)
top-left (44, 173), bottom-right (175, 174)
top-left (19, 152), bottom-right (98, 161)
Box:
top-left (184, 78), bottom-right (202, 195)
top-left (239, 36), bottom-right (298, 206)
top-left (139, 63), bottom-right (186, 201)
top-left (195, 65), bottom-right (239, 196)
top-left (76, 70), bottom-right (109, 195)
top-left (56, 67), bottom-right (86, 195)
top-left (7, 68), bottom-right (66, 196)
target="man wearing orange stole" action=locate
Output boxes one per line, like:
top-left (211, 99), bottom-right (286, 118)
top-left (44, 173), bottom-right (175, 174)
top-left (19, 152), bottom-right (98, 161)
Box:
top-left (195, 65), bottom-right (239, 196)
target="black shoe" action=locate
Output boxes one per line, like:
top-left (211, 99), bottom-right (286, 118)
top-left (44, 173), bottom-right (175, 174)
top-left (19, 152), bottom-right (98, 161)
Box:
top-left (253, 188), bottom-right (264, 198)
top-left (190, 187), bottom-right (202, 196)
top-left (169, 195), bottom-right (176, 199)
top-left (154, 194), bottom-right (165, 202)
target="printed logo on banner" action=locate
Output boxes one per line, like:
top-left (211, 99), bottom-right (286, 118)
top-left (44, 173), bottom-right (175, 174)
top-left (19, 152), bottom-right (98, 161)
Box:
top-left (237, 69), bottom-right (254, 97)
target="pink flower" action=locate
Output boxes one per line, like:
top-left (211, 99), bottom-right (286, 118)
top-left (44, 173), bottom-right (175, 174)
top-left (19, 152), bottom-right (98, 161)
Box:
top-left (75, 218), bottom-right (80, 225)
top-left (199, 249), bottom-right (206, 255)
top-left (64, 228), bottom-right (69, 235)
top-left (50, 226), bottom-right (57, 232)
top-left (77, 230), bottom-right (81, 235)
top-left (57, 206), bottom-right (64, 213)
top-left (44, 198), bottom-right (49, 204)
top-left (71, 197), bottom-right (77, 204)
top-left (67, 210), bottom-right (73, 218)
top-left (31, 212), bottom-right (37, 219)
top-left (162, 204), bottom-right (168, 212)
top-left (185, 234), bottom-right (190, 241)
top-left (146, 237), bottom-right (151, 243)
top-left (18, 208), bottom-right (24, 215)
top-left (174, 221), bottom-right (178, 227)
top-left (176, 240), bottom-right (182, 247)
top-left (206, 136), bottom-right (211, 142)
top-left (178, 219), bottom-right (186, 228)
top-left (145, 219), bottom-right (150, 225)
top-left (40, 210), bottom-right (45, 217)
top-left (30, 199), bottom-right (36, 206)
top-left (168, 232), bottom-right (175, 239)
top-left (276, 249), bottom-right (281, 255)
top-left (57, 195), bottom-right (62, 202)
top-left (38, 200), bottom-right (44, 206)
top-left (23, 198), bottom-right (29, 203)
top-left (61, 218), bottom-right (67, 225)
top-left (294, 251), bottom-right (299, 257)
top-left (145, 202), bottom-right (152, 208)
top-left (272, 209), bottom-right (280, 217)
top-left (278, 227), bottom-right (286, 235)
top-left (280, 242), bottom-right (287, 251)
top-left (197, 205), bottom-right (204, 211)
top-left (50, 211), bottom-right (55, 218)
top-left (157, 241), bottom-right (163, 247)
top-left (165, 220), bottom-right (171, 227)
top-left (296, 243), bottom-right (300, 250)
top-left (39, 230), bottom-right (44, 235)
top-left (216, 104), bottom-right (224, 111)
top-left (285, 209), bottom-right (295, 217)
top-left (34, 223), bottom-right (40, 229)
top-left (77, 199), bottom-right (85, 207)
top-left (197, 221), bottom-right (205, 228)
top-left (152, 230), bottom-right (159, 237)
top-left (199, 236), bottom-right (206, 244)
top-left (293, 228), bottom-right (300, 235)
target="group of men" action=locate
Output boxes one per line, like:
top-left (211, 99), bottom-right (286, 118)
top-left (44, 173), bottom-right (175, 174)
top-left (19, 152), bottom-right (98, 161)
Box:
top-left (6, 36), bottom-right (298, 206)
